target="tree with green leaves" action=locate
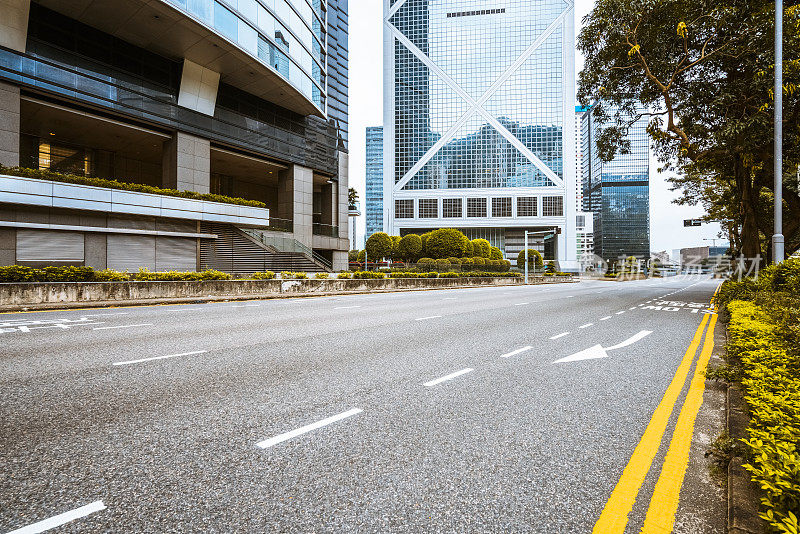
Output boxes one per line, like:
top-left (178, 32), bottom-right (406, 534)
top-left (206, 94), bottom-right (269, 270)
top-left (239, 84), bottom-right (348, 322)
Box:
top-left (490, 246), bottom-right (504, 260)
top-left (426, 229), bottom-right (471, 258)
top-left (578, 0), bottom-right (800, 260)
top-left (365, 232), bottom-right (393, 263)
top-left (517, 249), bottom-right (544, 270)
top-left (396, 234), bottom-right (423, 262)
top-left (348, 187), bottom-right (359, 209)
top-left (471, 239), bottom-right (492, 258)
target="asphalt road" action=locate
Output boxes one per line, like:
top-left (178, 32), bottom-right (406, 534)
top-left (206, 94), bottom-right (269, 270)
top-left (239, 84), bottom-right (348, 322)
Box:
top-left (0, 276), bottom-right (721, 533)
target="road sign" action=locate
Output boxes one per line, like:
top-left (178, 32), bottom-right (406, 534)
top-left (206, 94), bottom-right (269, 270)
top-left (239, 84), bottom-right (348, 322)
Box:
top-left (683, 219), bottom-right (702, 227)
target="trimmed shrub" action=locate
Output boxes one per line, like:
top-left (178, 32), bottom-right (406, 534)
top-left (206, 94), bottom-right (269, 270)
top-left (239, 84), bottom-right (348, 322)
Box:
top-left (281, 271), bottom-right (308, 279)
top-left (356, 250), bottom-right (366, 263)
top-left (545, 260), bottom-right (558, 273)
top-left (464, 240), bottom-right (475, 257)
top-left (337, 272), bottom-right (351, 279)
top-left (417, 258), bottom-right (435, 269)
top-left (94, 269), bottom-right (128, 282)
top-left (314, 272), bottom-right (330, 279)
top-left (131, 269), bottom-right (231, 281)
top-left (471, 239), bottom-right (491, 258)
top-left (490, 246), bottom-right (504, 260)
top-left (460, 257), bottom-right (474, 270)
top-left (251, 271), bottom-right (276, 279)
top-left (446, 257), bottom-right (461, 266)
top-left (473, 256), bottom-right (486, 267)
top-left (439, 271), bottom-right (460, 278)
top-left (352, 270), bottom-right (385, 279)
top-left (517, 249), bottom-right (544, 270)
top-left (501, 260), bottom-right (511, 272)
top-left (397, 234), bottom-right (423, 262)
top-left (433, 259), bottom-right (452, 272)
top-left (348, 250), bottom-right (360, 262)
top-left (390, 235), bottom-right (403, 261)
top-left (0, 165), bottom-right (266, 208)
top-left (426, 228), bottom-right (470, 258)
top-left (422, 271), bottom-right (439, 278)
top-left (365, 232), bottom-right (393, 261)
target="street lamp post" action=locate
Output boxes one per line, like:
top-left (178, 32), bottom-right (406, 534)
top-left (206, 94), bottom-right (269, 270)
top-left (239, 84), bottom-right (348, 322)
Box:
top-left (524, 230), bottom-right (529, 285)
top-left (773, 0), bottom-right (785, 263)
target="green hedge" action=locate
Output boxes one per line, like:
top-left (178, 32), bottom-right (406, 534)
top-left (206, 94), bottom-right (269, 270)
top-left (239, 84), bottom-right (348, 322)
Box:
top-left (0, 165), bottom-right (267, 208)
top-left (0, 265), bottom-right (231, 282)
top-left (727, 300), bottom-right (800, 532)
top-left (251, 271), bottom-right (276, 279)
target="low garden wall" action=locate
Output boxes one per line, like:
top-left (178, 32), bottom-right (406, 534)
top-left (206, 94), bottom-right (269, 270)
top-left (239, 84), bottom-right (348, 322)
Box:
top-left (0, 275), bottom-right (576, 311)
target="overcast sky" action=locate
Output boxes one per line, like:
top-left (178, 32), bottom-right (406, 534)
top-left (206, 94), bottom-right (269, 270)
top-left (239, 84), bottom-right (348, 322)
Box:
top-left (346, 0), bottom-right (725, 255)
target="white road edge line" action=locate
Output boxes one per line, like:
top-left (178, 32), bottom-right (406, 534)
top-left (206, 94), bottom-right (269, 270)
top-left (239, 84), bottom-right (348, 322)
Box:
top-left (256, 408), bottom-right (362, 449)
top-left (513, 302), bottom-right (530, 306)
top-left (424, 368), bottom-right (474, 387)
top-left (334, 305), bottom-right (361, 309)
top-left (93, 323), bottom-right (153, 331)
top-left (579, 323), bottom-right (594, 329)
top-left (7, 500), bottom-right (106, 534)
top-left (500, 346), bottom-right (533, 358)
top-left (112, 350), bottom-right (207, 366)
top-left (600, 316), bottom-right (612, 321)
top-left (549, 332), bottom-right (570, 340)
top-left (415, 315), bottom-right (442, 321)
top-left (615, 311), bottom-right (626, 315)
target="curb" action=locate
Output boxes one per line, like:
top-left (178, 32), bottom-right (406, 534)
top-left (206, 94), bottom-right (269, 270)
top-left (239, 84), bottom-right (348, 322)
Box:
top-left (0, 279), bottom-right (557, 313)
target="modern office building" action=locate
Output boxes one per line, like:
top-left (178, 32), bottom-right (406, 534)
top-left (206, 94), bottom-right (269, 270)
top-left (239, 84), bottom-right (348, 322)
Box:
top-left (0, 0), bottom-right (349, 273)
top-left (574, 105), bottom-right (593, 264)
top-left (382, 0), bottom-right (577, 269)
top-left (365, 125), bottom-right (384, 240)
top-left (580, 102), bottom-right (650, 264)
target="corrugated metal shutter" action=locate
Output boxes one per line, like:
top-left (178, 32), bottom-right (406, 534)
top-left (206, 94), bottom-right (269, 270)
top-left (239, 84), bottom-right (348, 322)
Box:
top-left (17, 230), bottom-right (84, 262)
top-left (107, 235), bottom-right (156, 272)
top-left (156, 237), bottom-right (196, 271)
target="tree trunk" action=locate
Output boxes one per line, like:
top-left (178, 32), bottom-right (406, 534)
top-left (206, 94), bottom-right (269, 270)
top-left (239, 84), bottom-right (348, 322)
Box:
top-left (735, 155), bottom-right (761, 260)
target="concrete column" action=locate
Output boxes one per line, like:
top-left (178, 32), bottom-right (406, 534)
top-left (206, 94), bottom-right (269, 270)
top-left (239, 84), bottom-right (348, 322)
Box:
top-left (292, 164), bottom-right (314, 248)
top-left (162, 132), bottom-right (210, 193)
top-left (0, 228), bottom-right (16, 265)
top-left (337, 151), bottom-right (349, 244)
top-left (320, 182), bottom-right (334, 226)
top-left (84, 233), bottom-right (107, 270)
top-left (0, 0), bottom-right (30, 53)
top-left (332, 250), bottom-right (348, 272)
top-left (178, 59), bottom-right (220, 116)
top-left (0, 80), bottom-right (20, 167)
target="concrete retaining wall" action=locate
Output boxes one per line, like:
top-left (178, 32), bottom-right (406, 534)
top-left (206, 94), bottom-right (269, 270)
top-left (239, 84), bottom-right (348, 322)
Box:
top-left (0, 276), bottom-right (575, 311)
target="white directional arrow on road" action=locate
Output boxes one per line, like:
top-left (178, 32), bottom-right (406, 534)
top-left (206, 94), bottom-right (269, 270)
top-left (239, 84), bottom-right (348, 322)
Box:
top-left (552, 330), bottom-right (653, 364)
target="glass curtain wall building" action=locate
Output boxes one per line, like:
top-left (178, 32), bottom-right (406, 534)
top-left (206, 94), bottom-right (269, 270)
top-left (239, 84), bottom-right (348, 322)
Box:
top-left (383, 0), bottom-right (577, 269)
top-left (365, 126), bottom-right (384, 239)
top-left (0, 0), bottom-right (350, 273)
top-left (580, 103), bottom-right (651, 263)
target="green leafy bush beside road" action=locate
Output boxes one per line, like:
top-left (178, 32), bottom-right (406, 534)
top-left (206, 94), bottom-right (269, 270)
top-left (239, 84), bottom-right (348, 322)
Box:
top-left (0, 265), bottom-right (231, 282)
top-left (717, 258), bottom-right (800, 533)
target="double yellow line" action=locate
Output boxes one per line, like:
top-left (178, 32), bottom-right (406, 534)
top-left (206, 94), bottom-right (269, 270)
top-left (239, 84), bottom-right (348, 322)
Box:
top-left (593, 290), bottom-right (719, 533)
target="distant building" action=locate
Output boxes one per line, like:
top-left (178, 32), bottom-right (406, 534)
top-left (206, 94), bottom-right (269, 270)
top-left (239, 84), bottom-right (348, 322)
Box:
top-left (680, 245), bottom-right (730, 267)
top-left (580, 103), bottom-right (650, 264)
top-left (365, 126), bottom-right (384, 240)
top-left (383, 0), bottom-right (578, 270)
top-left (575, 106), bottom-right (594, 265)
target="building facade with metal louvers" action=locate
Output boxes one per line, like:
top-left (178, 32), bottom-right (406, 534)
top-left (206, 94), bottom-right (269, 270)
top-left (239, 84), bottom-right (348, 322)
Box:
top-left (0, 0), bottom-right (349, 273)
top-left (383, 0), bottom-right (577, 270)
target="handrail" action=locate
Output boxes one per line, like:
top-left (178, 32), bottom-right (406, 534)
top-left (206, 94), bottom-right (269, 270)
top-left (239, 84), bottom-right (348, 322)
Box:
top-left (240, 227), bottom-right (332, 271)
top-left (312, 222), bottom-right (339, 238)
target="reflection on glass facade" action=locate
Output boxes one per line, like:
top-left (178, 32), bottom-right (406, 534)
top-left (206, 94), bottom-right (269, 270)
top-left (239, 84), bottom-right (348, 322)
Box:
top-left (581, 103), bottom-right (651, 262)
top-left (389, 0), bottom-right (565, 190)
top-left (165, 0), bottom-right (326, 109)
top-left (365, 126), bottom-right (384, 239)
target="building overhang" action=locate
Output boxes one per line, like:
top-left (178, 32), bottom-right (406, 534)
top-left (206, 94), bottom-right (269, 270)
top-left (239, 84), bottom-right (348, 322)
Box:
top-left (34, 0), bottom-right (323, 117)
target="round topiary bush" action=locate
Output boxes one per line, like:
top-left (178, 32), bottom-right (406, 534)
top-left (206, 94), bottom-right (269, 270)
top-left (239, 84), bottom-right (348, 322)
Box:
top-left (425, 228), bottom-right (470, 258)
top-left (501, 260), bottom-right (511, 272)
top-left (365, 232), bottom-right (393, 262)
top-left (464, 241), bottom-right (474, 257)
top-left (348, 250), bottom-right (359, 262)
top-left (490, 246), bottom-right (504, 260)
top-left (460, 257), bottom-right (474, 270)
top-left (433, 259), bottom-right (452, 272)
top-left (471, 239), bottom-right (492, 258)
top-left (517, 249), bottom-right (544, 270)
top-left (446, 257), bottom-right (461, 265)
top-left (473, 256), bottom-right (486, 267)
top-left (417, 257), bottom-right (435, 268)
top-left (397, 234), bottom-right (423, 262)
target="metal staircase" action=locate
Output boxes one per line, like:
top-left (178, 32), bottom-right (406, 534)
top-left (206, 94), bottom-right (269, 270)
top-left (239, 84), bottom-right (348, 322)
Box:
top-left (200, 223), bottom-right (330, 274)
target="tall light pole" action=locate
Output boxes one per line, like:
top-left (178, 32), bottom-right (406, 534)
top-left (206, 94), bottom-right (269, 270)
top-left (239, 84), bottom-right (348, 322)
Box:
top-left (773, 0), bottom-right (785, 263)
top-left (524, 230), bottom-right (529, 285)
